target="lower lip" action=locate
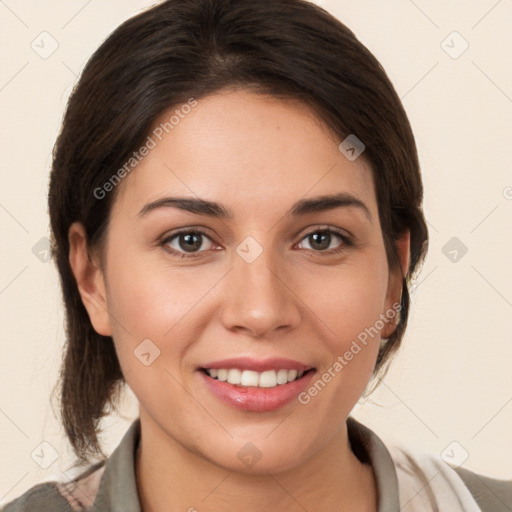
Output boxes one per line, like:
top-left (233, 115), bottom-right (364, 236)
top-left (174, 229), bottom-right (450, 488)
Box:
top-left (198, 370), bottom-right (316, 412)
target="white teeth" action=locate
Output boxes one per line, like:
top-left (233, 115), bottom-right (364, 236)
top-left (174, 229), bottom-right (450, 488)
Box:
top-left (240, 370), bottom-right (259, 387)
top-left (205, 368), bottom-right (307, 388)
top-left (226, 368), bottom-right (242, 385)
top-left (287, 369), bottom-right (298, 382)
top-left (276, 369), bottom-right (288, 385)
top-left (259, 370), bottom-right (277, 388)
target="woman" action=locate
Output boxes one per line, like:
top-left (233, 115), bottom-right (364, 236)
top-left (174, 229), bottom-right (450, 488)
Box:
top-left (2, 0), bottom-right (510, 510)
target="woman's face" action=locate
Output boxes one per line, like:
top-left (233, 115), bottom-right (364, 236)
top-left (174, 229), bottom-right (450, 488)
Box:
top-left (78, 90), bottom-right (406, 473)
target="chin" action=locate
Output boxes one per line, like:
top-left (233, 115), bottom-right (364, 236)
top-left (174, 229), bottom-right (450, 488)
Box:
top-left (198, 433), bottom-right (315, 476)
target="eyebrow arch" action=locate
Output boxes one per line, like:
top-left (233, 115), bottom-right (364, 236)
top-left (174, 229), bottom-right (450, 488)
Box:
top-left (138, 192), bottom-right (372, 222)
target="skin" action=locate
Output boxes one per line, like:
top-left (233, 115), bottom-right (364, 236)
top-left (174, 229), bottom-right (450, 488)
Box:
top-left (69, 90), bottom-right (410, 511)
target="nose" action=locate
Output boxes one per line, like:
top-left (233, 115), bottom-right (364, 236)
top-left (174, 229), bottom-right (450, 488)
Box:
top-left (220, 245), bottom-right (302, 339)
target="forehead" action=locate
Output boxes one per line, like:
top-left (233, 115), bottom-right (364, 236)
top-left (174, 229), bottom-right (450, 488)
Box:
top-left (112, 90), bottom-right (377, 221)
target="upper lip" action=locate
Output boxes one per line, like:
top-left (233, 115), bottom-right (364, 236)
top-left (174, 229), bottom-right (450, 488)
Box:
top-left (200, 356), bottom-right (313, 372)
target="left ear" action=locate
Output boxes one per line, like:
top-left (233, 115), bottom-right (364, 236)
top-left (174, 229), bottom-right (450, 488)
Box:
top-left (381, 230), bottom-right (410, 338)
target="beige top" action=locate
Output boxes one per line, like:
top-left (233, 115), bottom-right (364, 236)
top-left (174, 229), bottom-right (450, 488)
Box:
top-left (1, 416), bottom-right (510, 511)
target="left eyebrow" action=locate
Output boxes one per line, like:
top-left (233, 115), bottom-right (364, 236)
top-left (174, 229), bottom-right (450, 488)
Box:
top-left (290, 193), bottom-right (372, 222)
top-left (138, 192), bottom-right (372, 223)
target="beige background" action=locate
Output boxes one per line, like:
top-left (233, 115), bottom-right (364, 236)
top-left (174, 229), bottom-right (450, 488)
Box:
top-left (1, 0), bottom-right (511, 503)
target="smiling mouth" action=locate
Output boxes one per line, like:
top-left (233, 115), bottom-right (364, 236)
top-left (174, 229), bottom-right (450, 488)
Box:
top-left (200, 368), bottom-right (315, 389)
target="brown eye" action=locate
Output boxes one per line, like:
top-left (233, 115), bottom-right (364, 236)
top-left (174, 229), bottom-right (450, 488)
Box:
top-left (162, 230), bottom-right (216, 258)
top-left (297, 228), bottom-right (351, 255)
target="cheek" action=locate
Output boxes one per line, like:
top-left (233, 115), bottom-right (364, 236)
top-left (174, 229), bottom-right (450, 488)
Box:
top-left (303, 250), bottom-right (389, 398)
top-left (104, 231), bottom-right (389, 381)
top-left (102, 255), bottom-right (206, 412)
top-left (105, 238), bottom-right (389, 349)
top-left (103, 245), bottom-right (221, 362)
top-left (310, 253), bottom-right (389, 345)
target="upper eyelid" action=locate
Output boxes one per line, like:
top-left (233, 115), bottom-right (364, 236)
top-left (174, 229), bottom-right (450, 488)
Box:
top-left (296, 225), bottom-right (352, 241)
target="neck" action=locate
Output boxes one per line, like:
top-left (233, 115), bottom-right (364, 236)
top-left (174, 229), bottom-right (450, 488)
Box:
top-left (135, 413), bottom-right (378, 512)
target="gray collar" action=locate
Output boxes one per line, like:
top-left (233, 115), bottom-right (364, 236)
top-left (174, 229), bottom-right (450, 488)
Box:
top-left (93, 416), bottom-right (400, 511)
top-left (92, 418), bottom-right (142, 512)
top-left (347, 416), bottom-right (400, 511)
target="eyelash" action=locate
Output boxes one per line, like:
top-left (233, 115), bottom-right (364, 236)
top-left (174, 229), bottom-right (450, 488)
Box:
top-left (160, 227), bottom-right (353, 260)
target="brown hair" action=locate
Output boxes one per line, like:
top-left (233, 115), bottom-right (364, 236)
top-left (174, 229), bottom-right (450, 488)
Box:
top-left (49, 0), bottom-right (428, 464)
